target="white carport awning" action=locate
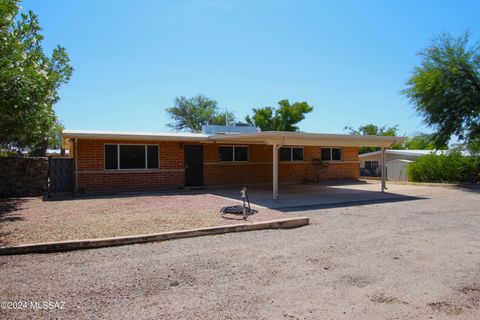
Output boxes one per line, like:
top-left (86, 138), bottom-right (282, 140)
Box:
top-left (208, 131), bottom-right (402, 147)
top-left (209, 131), bottom-right (403, 199)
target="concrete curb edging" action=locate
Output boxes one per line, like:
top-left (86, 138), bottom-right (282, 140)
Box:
top-left (0, 217), bottom-right (309, 255)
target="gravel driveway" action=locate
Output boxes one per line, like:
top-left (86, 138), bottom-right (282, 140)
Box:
top-left (1, 185), bottom-right (480, 319)
top-left (0, 192), bottom-right (285, 246)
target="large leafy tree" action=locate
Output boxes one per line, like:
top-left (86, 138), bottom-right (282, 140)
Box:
top-left (344, 123), bottom-right (398, 137)
top-left (0, 0), bottom-right (73, 153)
top-left (166, 95), bottom-right (235, 132)
top-left (402, 133), bottom-right (438, 150)
top-left (245, 99), bottom-right (313, 131)
top-left (344, 123), bottom-right (401, 153)
top-left (403, 31), bottom-right (480, 148)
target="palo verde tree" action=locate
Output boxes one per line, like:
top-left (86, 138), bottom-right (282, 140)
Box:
top-left (403, 31), bottom-right (480, 148)
top-left (245, 99), bottom-right (313, 131)
top-left (0, 0), bottom-right (73, 154)
top-left (166, 95), bottom-right (235, 132)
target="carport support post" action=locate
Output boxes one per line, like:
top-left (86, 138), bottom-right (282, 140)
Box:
top-left (74, 137), bottom-right (78, 194)
top-left (381, 147), bottom-right (386, 192)
top-left (272, 144), bottom-right (279, 199)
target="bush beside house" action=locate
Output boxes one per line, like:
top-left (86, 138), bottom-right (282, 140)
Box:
top-left (407, 152), bottom-right (480, 183)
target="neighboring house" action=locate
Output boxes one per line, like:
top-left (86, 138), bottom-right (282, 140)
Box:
top-left (359, 149), bottom-right (470, 181)
top-left (46, 149), bottom-right (70, 157)
top-left (0, 148), bottom-right (69, 157)
top-left (62, 125), bottom-right (401, 198)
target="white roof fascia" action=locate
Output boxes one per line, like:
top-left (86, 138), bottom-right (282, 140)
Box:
top-left (359, 149), bottom-right (435, 158)
top-left (62, 130), bottom-right (209, 141)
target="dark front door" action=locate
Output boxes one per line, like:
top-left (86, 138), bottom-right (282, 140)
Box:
top-left (184, 145), bottom-right (203, 187)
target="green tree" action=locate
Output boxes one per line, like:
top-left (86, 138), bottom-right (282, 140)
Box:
top-left (245, 99), bottom-right (313, 131)
top-left (402, 31), bottom-right (480, 148)
top-left (210, 111), bottom-right (236, 127)
top-left (166, 95), bottom-right (235, 132)
top-left (0, 0), bottom-right (73, 153)
top-left (467, 139), bottom-right (480, 156)
top-left (29, 120), bottom-right (64, 156)
top-left (344, 123), bottom-right (398, 137)
top-left (402, 133), bottom-right (437, 150)
top-left (344, 124), bottom-right (401, 153)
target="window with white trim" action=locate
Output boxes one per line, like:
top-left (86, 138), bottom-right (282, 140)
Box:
top-left (104, 144), bottom-right (159, 170)
top-left (320, 147), bottom-right (342, 161)
top-left (279, 147), bottom-right (304, 161)
top-left (364, 160), bottom-right (379, 169)
top-left (218, 146), bottom-right (248, 162)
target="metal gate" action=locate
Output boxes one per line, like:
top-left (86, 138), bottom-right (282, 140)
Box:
top-left (49, 158), bottom-right (74, 193)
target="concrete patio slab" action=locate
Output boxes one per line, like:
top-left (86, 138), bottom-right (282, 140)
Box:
top-left (207, 180), bottom-right (428, 211)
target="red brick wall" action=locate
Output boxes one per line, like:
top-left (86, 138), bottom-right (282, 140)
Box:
top-left (74, 139), bottom-right (359, 193)
top-left (75, 139), bottom-right (185, 193)
top-left (204, 144), bottom-right (359, 186)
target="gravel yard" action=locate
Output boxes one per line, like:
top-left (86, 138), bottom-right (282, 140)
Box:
top-left (0, 193), bottom-right (285, 246)
top-left (1, 184), bottom-right (480, 319)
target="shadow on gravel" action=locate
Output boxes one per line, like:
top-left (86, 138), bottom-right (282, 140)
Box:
top-left (457, 184), bottom-right (480, 194)
top-left (0, 198), bottom-right (26, 222)
top-left (276, 195), bottom-right (427, 212)
top-left (44, 189), bottom-right (205, 202)
top-left (0, 198), bottom-right (26, 246)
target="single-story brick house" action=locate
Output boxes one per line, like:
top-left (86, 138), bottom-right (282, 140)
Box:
top-left (62, 126), bottom-right (402, 198)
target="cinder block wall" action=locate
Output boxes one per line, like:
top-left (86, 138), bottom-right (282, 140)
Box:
top-left (75, 139), bottom-right (359, 193)
top-left (0, 157), bottom-right (48, 197)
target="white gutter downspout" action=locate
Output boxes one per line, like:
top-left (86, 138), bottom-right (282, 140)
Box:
top-left (272, 143), bottom-right (279, 200)
top-left (381, 147), bottom-right (386, 192)
top-left (74, 137), bottom-right (78, 194)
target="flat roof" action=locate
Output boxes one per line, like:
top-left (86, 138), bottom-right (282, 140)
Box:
top-left (208, 131), bottom-right (402, 147)
top-left (359, 149), bottom-right (435, 157)
top-left (359, 149), bottom-right (471, 157)
top-left (63, 129), bottom-right (403, 147)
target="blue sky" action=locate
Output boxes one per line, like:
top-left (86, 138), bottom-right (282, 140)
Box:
top-left (21, 0), bottom-right (480, 136)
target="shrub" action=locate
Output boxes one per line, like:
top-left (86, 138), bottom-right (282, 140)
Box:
top-left (407, 152), bottom-right (480, 183)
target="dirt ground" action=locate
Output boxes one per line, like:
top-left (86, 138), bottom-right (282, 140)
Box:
top-left (1, 184), bottom-right (480, 319)
top-left (0, 192), bottom-right (285, 246)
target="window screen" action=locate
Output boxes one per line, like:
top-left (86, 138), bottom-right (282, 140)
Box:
top-left (321, 148), bottom-right (331, 161)
top-left (279, 147), bottom-right (304, 161)
top-left (292, 148), bottom-right (304, 161)
top-left (279, 147), bottom-right (291, 161)
top-left (219, 146), bottom-right (234, 161)
top-left (219, 146), bottom-right (248, 161)
top-left (234, 146), bottom-right (248, 161)
top-left (332, 148), bottom-right (342, 161)
top-left (365, 160), bottom-right (378, 168)
top-left (120, 145), bottom-right (146, 169)
top-left (105, 145), bottom-right (118, 170)
top-left (105, 144), bottom-right (159, 170)
top-left (147, 145), bottom-right (159, 169)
